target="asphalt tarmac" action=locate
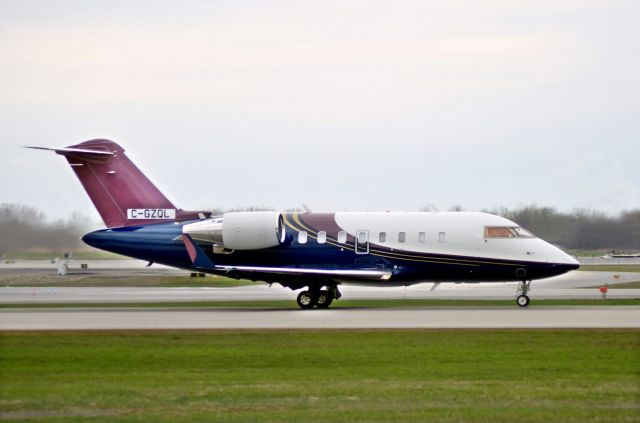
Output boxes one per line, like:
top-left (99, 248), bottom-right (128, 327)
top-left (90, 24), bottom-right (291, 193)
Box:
top-left (1, 266), bottom-right (638, 304)
top-left (1, 259), bottom-right (639, 330)
top-left (1, 306), bottom-right (638, 330)
top-left (2, 283), bottom-right (640, 304)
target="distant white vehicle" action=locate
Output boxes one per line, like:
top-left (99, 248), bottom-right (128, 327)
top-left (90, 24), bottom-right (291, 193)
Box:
top-left (603, 253), bottom-right (640, 258)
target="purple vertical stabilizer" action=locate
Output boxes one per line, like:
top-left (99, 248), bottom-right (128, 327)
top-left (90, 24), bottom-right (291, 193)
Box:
top-left (29, 139), bottom-right (208, 228)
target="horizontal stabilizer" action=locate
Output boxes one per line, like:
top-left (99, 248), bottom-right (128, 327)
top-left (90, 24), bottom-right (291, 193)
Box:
top-left (25, 146), bottom-right (115, 157)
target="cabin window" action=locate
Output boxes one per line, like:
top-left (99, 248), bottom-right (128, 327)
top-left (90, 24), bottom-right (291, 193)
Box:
top-left (317, 231), bottom-right (327, 244)
top-left (338, 231), bottom-right (347, 244)
top-left (398, 232), bottom-right (406, 243)
top-left (438, 232), bottom-right (446, 243)
top-left (298, 231), bottom-right (308, 244)
top-left (379, 232), bottom-right (386, 243)
top-left (418, 232), bottom-right (425, 243)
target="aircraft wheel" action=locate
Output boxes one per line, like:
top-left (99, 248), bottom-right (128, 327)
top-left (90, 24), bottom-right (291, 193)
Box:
top-left (516, 295), bottom-right (530, 307)
top-left (316, 290), bottom-right (334, 308)
top-left (297, 291), bottom-right (317, 309)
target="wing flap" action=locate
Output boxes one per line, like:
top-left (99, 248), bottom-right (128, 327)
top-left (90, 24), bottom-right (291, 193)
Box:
top-left (215, 265), bottom-right (392, 280)
top-left (181, 232), bottom-right (392, 280)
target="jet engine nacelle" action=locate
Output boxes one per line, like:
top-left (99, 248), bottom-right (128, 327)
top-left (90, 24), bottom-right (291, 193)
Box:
top-left (182, 211), bottom-right (285, 250)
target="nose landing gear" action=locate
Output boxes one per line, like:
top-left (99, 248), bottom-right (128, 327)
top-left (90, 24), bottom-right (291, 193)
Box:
top-left (516, 280), bottom-right (531, 307)
top-left (516, 294), bottom-right (530, 307)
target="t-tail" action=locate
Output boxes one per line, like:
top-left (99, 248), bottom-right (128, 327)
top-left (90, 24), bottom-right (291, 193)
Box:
top-left (28, 139), bottom-right (208, 228)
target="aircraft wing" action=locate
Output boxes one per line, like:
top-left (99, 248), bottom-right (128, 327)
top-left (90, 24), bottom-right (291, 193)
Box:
top-left (182, 234), bottom-right (391, 281)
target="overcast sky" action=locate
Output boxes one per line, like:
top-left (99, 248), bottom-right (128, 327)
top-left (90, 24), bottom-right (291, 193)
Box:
top-left (1, 0), bottom-right (638, 222)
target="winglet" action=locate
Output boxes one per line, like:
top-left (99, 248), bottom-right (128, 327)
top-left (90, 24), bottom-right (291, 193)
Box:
top-left (181, 234), bottom-right (216, 269)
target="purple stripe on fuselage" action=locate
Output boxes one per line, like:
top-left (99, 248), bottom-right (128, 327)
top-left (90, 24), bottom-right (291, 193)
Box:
top-left (297, 213), bottom-right (356, 244)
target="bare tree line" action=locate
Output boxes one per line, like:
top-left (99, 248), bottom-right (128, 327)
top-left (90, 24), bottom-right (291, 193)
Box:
top-left (439, 204), bottom-right (639, 250)
top-left (0, 203), bottom-right (94, 254)
top-left (0, 204), bottom-right (300, 254)
top-left (1, 203), bottom-right (638, 253)
top-left (496, 206), bottom-right (640, 250)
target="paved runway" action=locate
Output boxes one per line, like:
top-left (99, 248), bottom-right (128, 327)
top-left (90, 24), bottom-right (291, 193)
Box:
top-left (1, 259), bottom-right (639, 304)
top-left (2, 260), bottom-right (638, 330)
top-left (1, 306), bottom-right (638, 330)
top-left (2, 284), bottom-right (640, 304)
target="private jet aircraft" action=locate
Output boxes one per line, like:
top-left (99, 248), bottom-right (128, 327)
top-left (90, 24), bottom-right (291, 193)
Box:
top-left (30, 139), bottom-right (580, 308)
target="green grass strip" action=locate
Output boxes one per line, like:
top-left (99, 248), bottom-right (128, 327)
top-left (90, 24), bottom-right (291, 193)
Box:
top-left (605, 281), bottom-right (640, 289)
top-left (2, 250), bottom-right (127, 260)
top-left (579, 264), bottom-right (640, 272)
top-left (0, 275), bottom-right (263, 288)
top-left (0, 330), bottom-right (638, 422)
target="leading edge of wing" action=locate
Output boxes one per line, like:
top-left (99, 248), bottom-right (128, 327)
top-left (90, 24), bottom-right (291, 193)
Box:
top-left (216, 265), bottom-right (392, 280)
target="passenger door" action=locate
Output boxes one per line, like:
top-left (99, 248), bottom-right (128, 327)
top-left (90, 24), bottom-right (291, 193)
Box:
top-left (355, 230), bottom-right (369, 254)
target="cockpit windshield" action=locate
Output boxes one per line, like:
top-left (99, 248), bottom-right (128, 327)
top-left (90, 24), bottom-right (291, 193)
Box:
top-left (510, 227), bottom-right (535, 238)
top-left (484, 226), bottom-right (536, 239)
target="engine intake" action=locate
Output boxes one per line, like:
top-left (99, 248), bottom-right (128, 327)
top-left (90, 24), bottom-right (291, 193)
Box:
top-left (182, 211), bottom-right (285, 250)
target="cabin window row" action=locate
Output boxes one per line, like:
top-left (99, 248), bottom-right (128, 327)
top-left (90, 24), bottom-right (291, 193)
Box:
top-left (297, 231), bottom-right (446, 244)
top-left (378, 231), bottom-right (445, 243)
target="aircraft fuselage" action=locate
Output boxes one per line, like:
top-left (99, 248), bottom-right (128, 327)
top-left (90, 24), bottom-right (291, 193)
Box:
top-left (83, 211), bottom-right (579, 290)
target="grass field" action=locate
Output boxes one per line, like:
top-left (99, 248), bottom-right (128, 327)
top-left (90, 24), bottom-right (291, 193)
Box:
top-left (0, 330), bottom-right (638, 422)
top-left (2, 250), bottom-right (127, 261)
top-left (0, 275), bottom-right (263, 288)
top-left (605, 281), bottom-right (640, 289)
top-left (579, 264), bottom-right (640, 272)
top-left (1, 298), bottom-right (639, 309)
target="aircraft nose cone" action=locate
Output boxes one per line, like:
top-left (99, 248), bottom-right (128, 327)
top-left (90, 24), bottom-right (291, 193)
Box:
top-left (538, 243), bottom-right (580, 277)
top-left (562, 262), bottom-right (580, 272)
top-left (550, 253), bottom-right (580, 276)
top-left (562, 252), bottom-right (580, 270)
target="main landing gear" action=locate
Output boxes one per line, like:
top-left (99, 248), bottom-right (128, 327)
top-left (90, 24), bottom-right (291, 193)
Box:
top-left (296, 286), bottom-right (341, 309)
top-left (516, 280), bottom-right (531, 307)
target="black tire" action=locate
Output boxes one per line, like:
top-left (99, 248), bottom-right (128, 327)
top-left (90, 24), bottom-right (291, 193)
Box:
top-left (316, 290), bottom-right (334, 308)
top-left (516, 295), bottom-right (530, 307)
top-left (297, 291), bottom-right (317, 309)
